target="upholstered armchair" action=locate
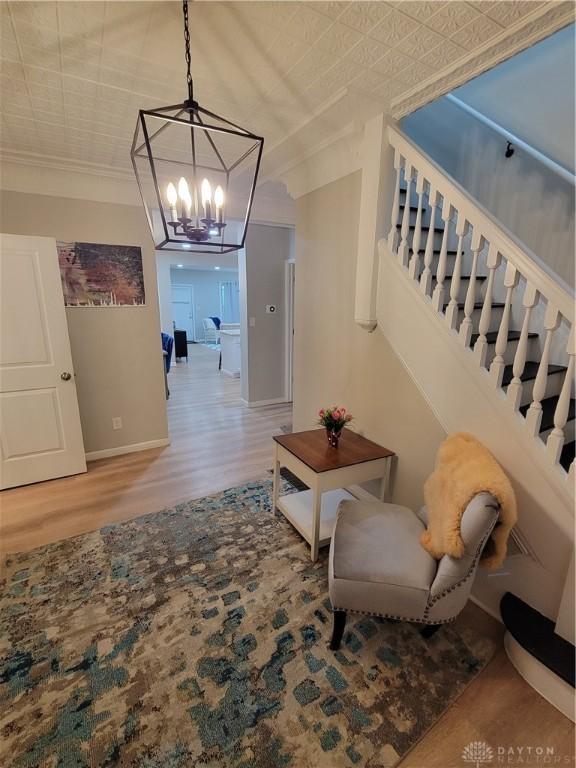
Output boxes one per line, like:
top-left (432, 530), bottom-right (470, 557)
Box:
top-left (328, 492), bottom-right (500, 649)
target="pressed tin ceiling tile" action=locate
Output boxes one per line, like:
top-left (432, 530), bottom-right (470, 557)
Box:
top-left (370, 9), bottom-right (421, 46)
top-left (455, 16), bottom-right (504, 47)
top-left (317, 21), bottom-right (364, 54)
top-left (346, 37), bottom-right (390, 67)
top-left (425, 2), bottom-right (482, 36)
top-left (339, 2), bottom-right (393, 35)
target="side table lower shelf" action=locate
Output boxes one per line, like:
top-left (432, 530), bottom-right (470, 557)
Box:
top-left (277, 488), bottom-right (355, 550)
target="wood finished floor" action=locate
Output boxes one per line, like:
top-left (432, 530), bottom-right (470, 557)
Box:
top-left (1, 343), bottom-right (573, 763)
top-left (1, 344), bottom-right (293, 555)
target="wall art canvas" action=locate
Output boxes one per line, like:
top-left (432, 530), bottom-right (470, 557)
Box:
top-left (57, 241), bottom-right (145, 306)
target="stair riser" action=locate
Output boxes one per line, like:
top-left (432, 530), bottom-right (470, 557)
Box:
top-left (481, 338), bottom-right (538, 367)
top-left (399, 228), bottom-right (450, 252)
top-left (449, 305), bottom-right (505, 335)
top-left (539, 420), bottom-right (576, 445)
top-left (510, 371), bottom-right (565, 407)
top-left (433, 276), bottom-right (488, 303)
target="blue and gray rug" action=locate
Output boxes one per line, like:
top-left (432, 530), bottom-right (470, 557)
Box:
top-left (1, 479), bottom-right (495, 767)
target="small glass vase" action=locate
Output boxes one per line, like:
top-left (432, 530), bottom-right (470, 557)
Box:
top-left (326, 427), bottom-right (342, 448)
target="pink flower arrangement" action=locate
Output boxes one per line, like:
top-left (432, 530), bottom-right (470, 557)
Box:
top-left (318, 405), bottom-right (353, 432)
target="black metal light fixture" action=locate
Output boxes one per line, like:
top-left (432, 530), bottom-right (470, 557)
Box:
top-left (131, 0), bottom-right (264, 254)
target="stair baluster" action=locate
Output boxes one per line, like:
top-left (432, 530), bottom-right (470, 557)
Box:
top-left (474, 242), bottom-right (501, 368)
top-left (490, 262), bottom-right (518, 388)
top-left (420, 185), bottom-right (438, 296)
top-left (387, 149), bottom-right (402, 253)
top-left (507, 284), bottom-right (539, 411)
top-left (459, 229), bottom-right (484, 347)
top-left (398, 163), bottom-right (413, 267)
top-left (546, 330), bottom-right (575, 466)
top-left (432, 197), bottom-right (451, 313)
top-left (408, 172), bottom-right (425, 280)
top-left (525, 305), bottom-right (561, 436)
top-left (446, 214), bottom-right (467, 331)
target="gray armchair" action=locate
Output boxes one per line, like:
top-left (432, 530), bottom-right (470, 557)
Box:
top-left (328, 492), bottom-right (500, 649)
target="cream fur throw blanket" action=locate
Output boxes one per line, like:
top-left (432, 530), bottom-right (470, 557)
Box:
top-left (421, 433), bottom-right (517, 570)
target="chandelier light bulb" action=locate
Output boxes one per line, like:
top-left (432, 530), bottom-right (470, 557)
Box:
top-left (178, 177), bottom-right (190, 201)
top-left (214, 185), bottom-right (224, 225)
top-left (201, 178), bottom-right (213, 221)
top-left (201, 178), bottom-right (212, 205)
top-left (166, 182), bottom-right (177, 206)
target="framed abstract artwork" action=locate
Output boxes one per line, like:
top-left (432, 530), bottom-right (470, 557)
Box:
top-left (56, 241), bottom-right (145, 306)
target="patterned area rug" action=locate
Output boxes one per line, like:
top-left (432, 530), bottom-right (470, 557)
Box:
top-left (1, 479), bottom-right (495, 768)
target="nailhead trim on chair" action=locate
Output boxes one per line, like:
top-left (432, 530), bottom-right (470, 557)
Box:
top-left (330, 606), bottom-right (457, 626)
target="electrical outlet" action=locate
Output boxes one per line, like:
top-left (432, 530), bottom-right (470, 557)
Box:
top-left (249, 317), bottom-right (256, 327)
top-left (112, 417), bottom-right (122, 430)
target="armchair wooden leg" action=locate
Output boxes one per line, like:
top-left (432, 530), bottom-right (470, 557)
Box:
top-left (421, 624), bottom-right (441, 639)
top-left (330, 610), bottom-right (347, 651)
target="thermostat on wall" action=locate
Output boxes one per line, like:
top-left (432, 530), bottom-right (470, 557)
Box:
top-left (266, 305), bottom-right (277, 313)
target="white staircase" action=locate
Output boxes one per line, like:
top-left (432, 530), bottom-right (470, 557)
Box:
top-left (387, 127), bottom-right (575, 480)
top-left (367, 124), bottom-right (574, 621)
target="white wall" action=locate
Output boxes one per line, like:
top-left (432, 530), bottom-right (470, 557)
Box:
top-left (171, 267), bottom-right (238, 341)
top-left (453, 24), bottom-right (575, 174)
top-left (402, 96), bottom-right (575, 288)
top-left (240, 224), bottom-right (294, 405)
top-left (0, 190), bottom-right (169, 456)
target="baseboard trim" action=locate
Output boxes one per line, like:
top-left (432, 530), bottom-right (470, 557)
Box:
top-left (469, 593), bottom-right (502, 624)
top-left (241, 397), bottom-right (291, 408)
top-left (86, 438), bottom-right (170, 461)
top-left (505, 632), bottom-right (575, 722)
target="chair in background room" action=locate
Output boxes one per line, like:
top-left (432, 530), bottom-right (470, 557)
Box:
top-left (202, 317), bottom-right (220, 344)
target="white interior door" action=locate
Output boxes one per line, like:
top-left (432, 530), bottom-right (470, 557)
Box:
top-left (171, 285), bottom-right (195, 340)
top-left (0, 234), bottom-right (86, 489)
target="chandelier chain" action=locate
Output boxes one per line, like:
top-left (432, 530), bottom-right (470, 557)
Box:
top-left (183, 0), bottom-right (193, 102)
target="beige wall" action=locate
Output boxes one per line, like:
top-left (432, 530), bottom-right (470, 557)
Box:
top-left (0, 190), bottom-right (168, 455)
top-left (293, 172), bottom-right (446, 510)
top-left (240, 224), bottom-right (293, 404)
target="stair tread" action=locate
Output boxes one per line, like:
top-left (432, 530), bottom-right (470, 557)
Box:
top-left (442, 301), bottom-right (505, 310)
top-left (560, 441), bottom-right (575, 472)
top-left (471, 330), bottom-right (538, 345)
top-left (502, 361), bottom-right (567, 386)
top-left (396, 223), bottom-right (445, 232)
top-left (519, 396), bottom-right (576, 433)
top-left (410, 247), bottom-right (458, 256)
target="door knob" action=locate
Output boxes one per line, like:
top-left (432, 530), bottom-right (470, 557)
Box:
top-left (61, 372), bottom-right (72, 381)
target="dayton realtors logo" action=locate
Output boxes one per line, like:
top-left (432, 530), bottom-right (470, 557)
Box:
top-left (462, 742), bottom-right (494, 768)
top-left (462, 742), bottom-right (573, 766)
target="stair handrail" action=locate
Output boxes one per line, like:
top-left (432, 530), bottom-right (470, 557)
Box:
top-left (388, 125), bottom-right (574, 322)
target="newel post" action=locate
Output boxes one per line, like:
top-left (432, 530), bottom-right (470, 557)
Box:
top-left (354, 113), bottom-right (393, 332)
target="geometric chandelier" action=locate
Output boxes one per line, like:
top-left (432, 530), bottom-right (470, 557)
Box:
top-left (131, 0), bottom-right (264, 254)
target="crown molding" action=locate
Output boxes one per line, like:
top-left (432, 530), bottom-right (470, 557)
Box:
top-left (0, 151), bottom-right (295, 225)
top-left (391, 2), bottom-right (575, 119)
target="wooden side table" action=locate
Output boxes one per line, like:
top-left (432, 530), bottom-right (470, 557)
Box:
top-left (272, 428), bottom-right (395, 562)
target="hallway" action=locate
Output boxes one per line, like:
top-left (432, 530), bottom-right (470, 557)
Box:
top-left (1, 345), bottom-right (292, 554)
